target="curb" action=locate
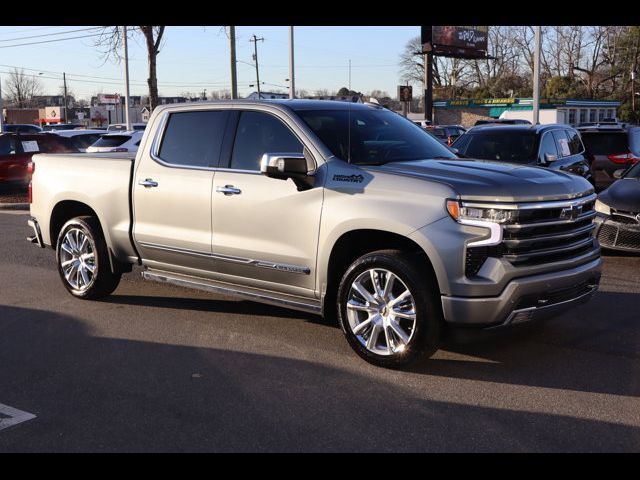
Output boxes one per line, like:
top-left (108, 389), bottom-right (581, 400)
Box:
top-left (0, 203), bottom-right (29, 211)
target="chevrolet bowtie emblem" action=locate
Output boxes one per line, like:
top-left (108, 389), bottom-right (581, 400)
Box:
top-left (560, 205), bottom-right (583, 220)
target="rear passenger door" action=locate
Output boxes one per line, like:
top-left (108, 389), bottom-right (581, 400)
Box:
top-left (210, 109), bottom-right (323, 295)
top-left (133, 109), bottom-right (230, 274)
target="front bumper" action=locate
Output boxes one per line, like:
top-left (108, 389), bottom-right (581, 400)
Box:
top-left (594, 214), bottom-right (640, 252)
top-left (441, 257), bottom-right (602, 328)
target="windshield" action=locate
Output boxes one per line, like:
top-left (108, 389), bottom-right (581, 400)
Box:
top-left (457, 131), bottom-right (538, 163)
top-left (92, 135), bottom-right (131, 147)
top-left (580, 132), bottom-right (628, 155)
top-left (296, 108), bottom-right (457, 165)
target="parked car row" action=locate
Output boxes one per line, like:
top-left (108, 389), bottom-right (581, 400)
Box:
top-left (0, 127), bottom-right (146, 186)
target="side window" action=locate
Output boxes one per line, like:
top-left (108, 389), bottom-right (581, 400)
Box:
top-left (551, 130), bottom-right (571, 158)
top-left (538, 132), bottom-right (558, 162)
top-left (565, 129), bottom-right (583, 155)
top-left (158, 110), bottom-right (229, 168)
top-left (0, 136), bottom-right (16, 155)
top-left (230, 111), bottom-right (303, 171)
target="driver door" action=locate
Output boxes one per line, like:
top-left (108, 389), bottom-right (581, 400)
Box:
top-left (210, 109), bottom-right (323, 295)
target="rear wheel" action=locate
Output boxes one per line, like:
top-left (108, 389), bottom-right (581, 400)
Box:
top-left (56, 216), bottom-right (121, 299)
top-left (336, 250), bottom-right (442, 368)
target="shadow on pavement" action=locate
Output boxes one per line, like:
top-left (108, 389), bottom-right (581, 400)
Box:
top-left (0, 304), bottom-right (639, 452)
top-left (410, 291), bottom-right (640, 397)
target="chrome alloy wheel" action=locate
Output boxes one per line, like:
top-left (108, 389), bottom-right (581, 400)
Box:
top-left (59, 228), bottom-right (97, 291)
top-left (346, 268), bottom-right (417, 356)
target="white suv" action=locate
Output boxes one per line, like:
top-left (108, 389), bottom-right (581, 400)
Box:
top-left (86, 130), bottom-right (144, 153)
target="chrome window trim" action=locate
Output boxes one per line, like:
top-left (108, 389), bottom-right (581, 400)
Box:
top-left (138, 241), bottom-right (310, 275)
top-left (460, 193), bottom-right (597, 211)
top-left (149, 109), bottom-right (227, 172)
top-left (148, 106), bottom-right (315, 174)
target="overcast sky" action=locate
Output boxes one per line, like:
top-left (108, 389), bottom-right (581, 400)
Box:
top-left (0, 26), bottom-right (419, 100)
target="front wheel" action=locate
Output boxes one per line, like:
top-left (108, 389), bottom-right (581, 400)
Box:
top-left (337, 250), bottom-right (442, 369)
top-left (56, 216), bottom-right (121, 299)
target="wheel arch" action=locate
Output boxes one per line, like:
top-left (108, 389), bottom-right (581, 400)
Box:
top-left (321, 229), bottom-right (441, 317)
top-left (49, 200), bottom-right (127, 274)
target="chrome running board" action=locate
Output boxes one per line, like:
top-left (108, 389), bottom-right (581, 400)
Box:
top-left (142, 269), bottom-right (322, 315)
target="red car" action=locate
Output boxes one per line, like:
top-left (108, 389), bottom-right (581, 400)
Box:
top-left (0, 133), bottom-right (79, 186)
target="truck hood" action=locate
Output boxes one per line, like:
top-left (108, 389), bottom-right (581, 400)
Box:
top-left (598, 178), bottom-right (640, 213)
top-left (373, 159), bottom-right (594, 202)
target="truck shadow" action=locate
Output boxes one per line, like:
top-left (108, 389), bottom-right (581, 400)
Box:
top-left (101, 288), bottom-right (640, 399)
top-left (409, 291), bottom-right (640, 397)
top-left (0, 304), bottom-right (639, 452)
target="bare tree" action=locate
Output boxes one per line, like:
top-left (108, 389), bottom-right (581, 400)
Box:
top-left (95, 26), bottom-right (165, 111)
top-left (4, 68), bottom-right (43, 108)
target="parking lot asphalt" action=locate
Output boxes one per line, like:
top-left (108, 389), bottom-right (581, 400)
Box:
top-left (1, 210), bottom-right (640, 452)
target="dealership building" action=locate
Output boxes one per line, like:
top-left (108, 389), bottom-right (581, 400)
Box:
top-left (433, 98), bottom-right (621, 127)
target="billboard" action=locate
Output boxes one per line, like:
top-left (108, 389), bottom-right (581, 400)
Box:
top-left (422, 26), bottom-right (489, 59)
top-left (97, 93), bottom-right (120, 105)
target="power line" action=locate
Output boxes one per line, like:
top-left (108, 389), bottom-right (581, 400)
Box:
top-left (0, 63), bottom-right (246, 88)
top-left (0, 33), bottom-right (103, 50)
top-left (0, 27), bottom-right (103, 43)
top-left (0, 26), bottom-right (68, 37)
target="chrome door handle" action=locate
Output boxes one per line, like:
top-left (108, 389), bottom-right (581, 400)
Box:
top-left (138, 179), bottom-right (158, 188)
top-left (216, 185), bottom-right (241, 195)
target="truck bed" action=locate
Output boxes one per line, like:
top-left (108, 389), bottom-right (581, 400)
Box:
top-left (29, 152), bottom-right (139, 264)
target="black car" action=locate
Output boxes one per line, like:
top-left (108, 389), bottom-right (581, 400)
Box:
top-left (451, 124), bottom-right (594, 184)
top-left (577, 124), bottom-right (640, 191)
top-left (425, 125), bottom-right (466, 146)
top-left (2, 124), bottom-right (43, 134)
top-left (474, 118), bottom-right (532, 126)
top-left (594, 161), bottom-right (640, 253)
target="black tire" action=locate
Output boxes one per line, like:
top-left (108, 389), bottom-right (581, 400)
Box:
top-left (56, 216), bottom-right (121, 300)
top-left (336, 249), bottom-right (442, 368)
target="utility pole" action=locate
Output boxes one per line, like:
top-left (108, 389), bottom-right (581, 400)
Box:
top-left (63, 72), bottom-right (68, 123)
top-left (229, 26), bottom-right (238, 99)
top-left (424, 52), bottom-right (433, 122)
top-left (533, 25), bottom-right (542, 125)
top-left (250, 35), bottom-right (264, 98)
top-left (123, 26), bottom-right (132, 131)
top-left (349, 59), bottom-right (351, 91)
top-left (289, 26), bottom-right (295, 99)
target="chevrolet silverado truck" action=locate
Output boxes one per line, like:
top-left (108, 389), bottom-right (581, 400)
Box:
top-left (27, 100), bottom-right (602, 368)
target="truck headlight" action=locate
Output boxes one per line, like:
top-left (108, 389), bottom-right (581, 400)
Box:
top-left (594, 199), bottom-right (611, 216)
top-left (446, 200), bottom-right (515, 224)
top-left (446, 200), bottom-right (505, 247)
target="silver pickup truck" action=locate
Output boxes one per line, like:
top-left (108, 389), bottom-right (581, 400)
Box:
top-left (27, 100), bottom-right (602, 368)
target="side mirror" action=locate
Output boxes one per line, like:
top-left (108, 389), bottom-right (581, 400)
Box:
top-left (544, 153), bottom-right (558, 163)
top-left (613, 168), bottom-right (626, 179)
top-left (260, 152), bottom-right (315, 190)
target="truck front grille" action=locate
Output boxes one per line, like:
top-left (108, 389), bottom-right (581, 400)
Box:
top-left (465, 194), bottom-right (598, 276)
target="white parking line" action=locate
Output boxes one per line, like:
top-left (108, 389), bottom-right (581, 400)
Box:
top-left (0, 403), bottom-right (36, 431)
